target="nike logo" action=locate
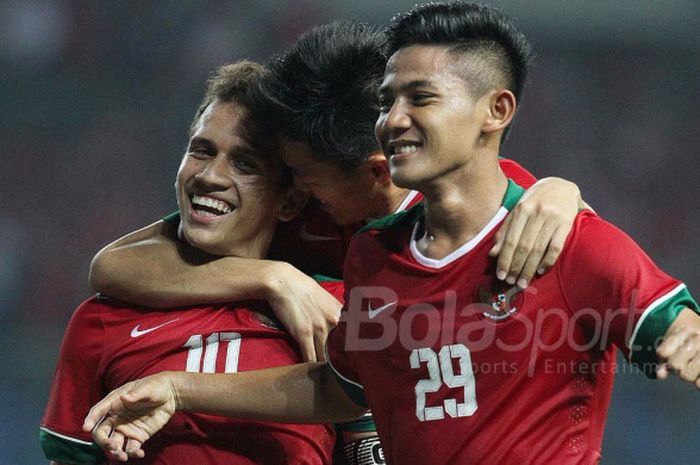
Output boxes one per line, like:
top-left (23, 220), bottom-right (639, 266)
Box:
top-left (130, 318), bottom-right (180, 338)
top-left (299, 223), bottom-right (339, 242)
top-left (368, 301), bottom-right (397, 319)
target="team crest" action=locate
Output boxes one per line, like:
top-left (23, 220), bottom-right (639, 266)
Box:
top-left (474, 277), bottom-right (524, 321)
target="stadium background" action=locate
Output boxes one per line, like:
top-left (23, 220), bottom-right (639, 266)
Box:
top-left (1, 1), bottom-right (698, 463)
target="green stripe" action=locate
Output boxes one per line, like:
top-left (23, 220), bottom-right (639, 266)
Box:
top-left (327, 359), bottom-right (368, 408)
top-left (40, 429), bottom-right (104, 464)
top-left (358, 178), bottom-right (524, 236)
top-left (357, 202), bottom-right (424, 234)
top-left (313, 274), bottom-right (343, 283)
top-left (502, 179), bottom-right (525, 211)
top-left (162, 211), bottom-right (180, 226)
top-left (630, 286), bottom-right (699, 377)
top-left (337, 414), bottom-right (376, 433)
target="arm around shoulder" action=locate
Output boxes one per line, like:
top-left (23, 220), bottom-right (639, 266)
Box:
top-left (88, 219), bottom-right (278, 308)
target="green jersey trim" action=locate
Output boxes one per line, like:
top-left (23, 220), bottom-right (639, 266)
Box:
top-left (325, 345), bottom-right (368, 408)
top-left (162, 211), bottom-right (180, 227)
top-left (40, 427), bottom-right (104, 464)
top-left (357, 202), bottom-right (425, 235)
top-left (628, 283), bottom-right (699, 377)
top-left (337, 412), bottom-right (376, 433)
top-left (501, 179), bottom-right (525, 211)
top-left (358, 179), bottom-right (524, 237)
top-left (313, 274), bottom-right (343, 283)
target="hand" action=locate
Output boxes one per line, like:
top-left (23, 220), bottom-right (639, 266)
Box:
top-left (490, 177), bottom-right (583, 288)
top-left (656, 311), bottom-right (700, 390)
top-left (264, 262), bottom-right (342, 362)
top-left (82, 372), bottom-right (179, 461)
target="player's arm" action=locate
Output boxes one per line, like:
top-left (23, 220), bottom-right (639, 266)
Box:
top-left (89, 219), bottom-right (341, 361)
top-left (490, 176), bottom-right (586, 289)
top-left (656, 308), bottom-right (700, 389)
top-left (83, 364), bottom-right (367, 462)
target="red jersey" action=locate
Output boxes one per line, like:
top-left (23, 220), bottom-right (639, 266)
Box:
top-left (326, 180), bottom-right (698, 465)
top-left (269, 157), bottom-right (536, 278)
top-left (41, 282), bottom-right (345, 465)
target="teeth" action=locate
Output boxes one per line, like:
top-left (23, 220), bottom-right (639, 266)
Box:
top-left (394, 144), bottom-right (419, 154)
top-left (191, 194), bottom-right (233, 214)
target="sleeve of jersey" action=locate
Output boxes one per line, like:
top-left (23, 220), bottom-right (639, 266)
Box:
top-left (498, 157), bottom-right (537, 189)
top-left (325, 321), bottom-right (368, 408)
top-left (557, 211), bottom-right (699, 376)
top-left (40, 298), bottom-right (106, 464)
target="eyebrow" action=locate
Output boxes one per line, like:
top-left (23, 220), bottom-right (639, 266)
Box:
top-left (187, 136), bottom-right (213, 149)
top-left (379, 79), bottom-right (438, 94)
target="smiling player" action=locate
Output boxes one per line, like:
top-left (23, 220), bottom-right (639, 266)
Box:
top-left (41, 62), bottom-right (337, 465)
top-left (83, 4), bottom-right (700, 465)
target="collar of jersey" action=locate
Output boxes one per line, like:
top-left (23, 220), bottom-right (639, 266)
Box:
top-left (393, 190), bottom-right (421, 214)
top-left (410, 179), bottom-right (525, 269)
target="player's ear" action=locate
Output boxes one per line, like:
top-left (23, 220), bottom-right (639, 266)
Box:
top-left (277, 188), bottom-right (309, 222)
top-left (482, 89), bottom-right (516, 134)
top-left (368, 151), bottom-right (392, 186)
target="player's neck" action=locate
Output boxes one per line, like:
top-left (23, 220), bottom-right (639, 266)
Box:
top-left (363, 184), bottom-right (412, 221)
top-left (385, 185), bottom-right (414, 215)
top-left (417, 157), bottom-right (507, 260)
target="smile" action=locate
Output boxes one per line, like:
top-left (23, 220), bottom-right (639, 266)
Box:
top-left (388, 141), bottom-right (422, 155)
top-left (190, 194), bottom-right (235, 216)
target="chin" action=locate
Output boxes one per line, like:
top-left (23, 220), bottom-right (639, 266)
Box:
top-left (182, 229), bottom-right (223, 255)
top-left (390, 172), bottom-right (419, 190)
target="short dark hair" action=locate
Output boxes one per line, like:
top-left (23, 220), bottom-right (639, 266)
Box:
top-left (191, 61), bottom-right (291, 188)
top-left (253, 21), bottom-right (386, 171)
top-left (385, 2), bottom-right (533, 103)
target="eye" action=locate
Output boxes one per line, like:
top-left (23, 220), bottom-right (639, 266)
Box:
top-left (233, 158), bottom-right (259, 174)
top-left (377, 95), bottom-right (393, 113)
top-left (411, 92), bottom-right (434, 105)
top-left (188, 146), bottom-right (213, 159)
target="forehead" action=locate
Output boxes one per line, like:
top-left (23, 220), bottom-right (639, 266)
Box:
top-left (381, 45), bottom-right (467, 92)
top-left (191, 101), bottom-right (246, 139)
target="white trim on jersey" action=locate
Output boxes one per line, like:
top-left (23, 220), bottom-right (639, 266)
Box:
top-left (409, 206), bottom-right (509, 269)
top-left (325, 343), bottom-right (365, 389)
top-left (40, 426), bottom-right (95, 446)
top-left (394, 190), bottom-right (421, 213)
top-left (627, 282), bottom-right (687, 361)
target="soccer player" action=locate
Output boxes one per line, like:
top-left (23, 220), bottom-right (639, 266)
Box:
top-left (89, 21), bottom-right (587, 363)
top-left (83, 3), bottom-right (700, 464)
top-left (41, 61), bottom-right (338, 465)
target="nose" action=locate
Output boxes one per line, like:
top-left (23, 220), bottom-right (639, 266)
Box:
top-left (377, 101), bottom-right (411, 145)
top-left (384, 100), bottom-right (411, 132)
top-left (194, 154), bottom-right (233, 189)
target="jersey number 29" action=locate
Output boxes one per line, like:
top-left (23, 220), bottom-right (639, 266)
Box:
top-left (410, 343), bottom-right (477, 421)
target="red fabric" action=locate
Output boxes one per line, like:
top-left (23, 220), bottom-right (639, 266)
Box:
top-left (42, 289), bottom-right (339, 464)
top-left (327, 199), bottom-right (684, 465)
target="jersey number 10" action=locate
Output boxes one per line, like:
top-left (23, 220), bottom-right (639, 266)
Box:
top-left (410, 343), bottom-right (478, 421)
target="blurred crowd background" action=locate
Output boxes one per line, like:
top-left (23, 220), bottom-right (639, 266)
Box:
top-left (1, 1), bottom-right (698, 463)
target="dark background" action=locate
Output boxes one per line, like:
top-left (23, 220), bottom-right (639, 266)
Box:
top-left (1, 1), bottom-right (698, 463)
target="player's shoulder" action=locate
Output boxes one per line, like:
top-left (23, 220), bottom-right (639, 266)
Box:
top-left (558, 209), bottom-right (653, 273)
top-left (567, 209), bottom-right (633, 248)
top-left (69, 294), bottom-right (145, 330)
top-left (357, 202), bottom-right (424, 236)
